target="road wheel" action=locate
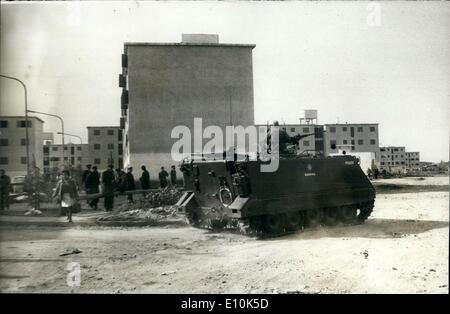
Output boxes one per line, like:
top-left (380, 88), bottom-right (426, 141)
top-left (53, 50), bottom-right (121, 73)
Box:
top-left (340, 206), bottom-right (357, 224)
top-left (249, 216), bottom-right (264, 232)
top-left (322, 208), bottom-right (339, 226)
top-left (262, 214), bottom-right (284, 234)
top-left (286, 212), bottom-right (304, 231)
top-left (210, 219), bottom-right (228, 230)
top-left (306, 209), bottom-right (322, 227)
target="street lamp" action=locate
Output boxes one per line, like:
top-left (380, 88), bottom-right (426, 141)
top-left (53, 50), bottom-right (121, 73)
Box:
top-left (26, 110), bottom-right (65, 166)
top-left (0, 74), bottom-right (30, 175)
top-left (57, 132), bottom-right (82, 144)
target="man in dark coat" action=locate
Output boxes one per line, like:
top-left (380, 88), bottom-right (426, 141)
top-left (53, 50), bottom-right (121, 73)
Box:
top-left (125, 167), bottom-right (136, 203)
top-left (0, 169), bottom-right (11, 211)
top-left (170, 165), bottom-right (177, 187)
top-left (115, 168), bottom-right (126, 193)
top-left (140, 165), bottom-right (150, 190)
top-left (102, 164), bottom-right (115, 211)
top-left (82, 165), bottom-right (91, 190)
top-left (158, 167), bottom-right (169, 189)
top-left (86, 166), bottom-right (100, 209)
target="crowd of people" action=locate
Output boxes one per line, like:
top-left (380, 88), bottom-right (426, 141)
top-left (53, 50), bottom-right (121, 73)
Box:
top-left (0, 164), bottom-right (180, 223)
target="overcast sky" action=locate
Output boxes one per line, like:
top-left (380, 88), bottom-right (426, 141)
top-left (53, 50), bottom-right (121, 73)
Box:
top-left (0, 1), bottom-right (449, 162)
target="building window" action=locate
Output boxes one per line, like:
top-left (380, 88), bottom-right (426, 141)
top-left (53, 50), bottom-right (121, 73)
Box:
top-left (358, 140), bottom-right (364, 145)
top-left (44, 160), bottom-right (49, 166)
top-left (43, 147), bottom-right (49, 154)
top-left (343, 140), bottom-right (348, 145)
top-left (77, 146), bottom-right (82, 151)
top-left (302, 127), bottom-right (309, 133)
top-left (370, 126), bottom-right (375, 132)
top-left (118, 143), bottom-right (123, 155)
top-left (21, 138), bottom-right (28, 146)
top-left (401, 155), bottom-right (404, 158)
top-left (107, 144), bottom-right (114, 150)
top-left (0, 157), bottom-right (8, 165)
top-left (342, 127), bottom-right (347, 132)
top-left (0, 121), bottom-right (8, 128)
top-left (52, 147), bottom-right (58, 151)
top-left (380, 148), bottom-right (385, 152)
top-left (330, 140), bottom-right (337, 148)
top-left (303, 140), bottom-right (310, 147)
top-left (94, 129), bottom-right (100, 136)
top-left (118, 130), bottom-right (123, 142)
top-left (108, 129), bottom-right (114, 136)
top-left (329, 127), bottom-right (336, 133)
top-left (370, 139), bottom-right (376, 145)
top-left (290, 127), bottom-right (296, 132)
top-left (0, 139), bottom-right (8, 146)
top-left (357, 127), bottom-right (363, 132)
top-left (77, 157), bottom-right (82, 161)
top-left (50, 157), bottom-right (60, 162)
top-left (64, 157), bottom-right (68, 161)
top-left (394, 148), bottom-right (398, 152)
top-left (94, 144), bottom-right (101, 150)
top-left (381, 162), bottom-right (385, 165)
top-left (94, 158), bottom-right (101, 164)
top-left (21, 157), bottom-right (27, 164)
top-left (17, 120), bottom-right (32, 128)
top-left (351, 140), bottom-right (355, 145)
top-left (351, 146), bottom-right (355, 151)
top-left (64, 146), bottom-right (68, 150)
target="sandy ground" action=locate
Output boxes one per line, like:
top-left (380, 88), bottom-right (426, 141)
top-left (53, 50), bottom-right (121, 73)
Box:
top-left (0, 178), bottom-right (448, 294)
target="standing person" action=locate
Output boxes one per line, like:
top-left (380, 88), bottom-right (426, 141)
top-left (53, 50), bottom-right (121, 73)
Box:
top-left (125, 167), bottom-right (136, 203)
top-left (0, 169), bottom-right (11, 211)
top-left (140, 165), bottom-right (150, 192)
top-left (170, 165), bottom-right (177, 187)
top-left (82, 165), bottom-right (92, 190)
top-left (158, 166), bottom-right (169, 189)
top-left (86, 166), bottom-right (100, 209)
top-left (102, 164), bottom-right (116, 211)
top-left (52, 170), bottom-right (79, 223)
top-left (115, 168), bottom-right (126, 193)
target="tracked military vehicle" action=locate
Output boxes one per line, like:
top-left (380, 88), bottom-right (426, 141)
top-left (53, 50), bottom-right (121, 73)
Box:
top-left (177, 154), bottom-right (376, 234)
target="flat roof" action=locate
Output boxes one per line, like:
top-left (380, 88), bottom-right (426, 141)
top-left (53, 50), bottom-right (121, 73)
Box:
top-left (0, 116), bottom-right (45, 123)
top-left (124, 42), bottom-right (256, 49)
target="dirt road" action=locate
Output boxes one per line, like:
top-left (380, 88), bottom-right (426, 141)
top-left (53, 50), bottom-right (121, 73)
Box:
top-left (0, 179), bottom-right (448, 294)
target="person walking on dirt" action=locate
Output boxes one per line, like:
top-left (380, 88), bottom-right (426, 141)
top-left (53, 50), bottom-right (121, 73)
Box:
top-left (86, 166), bottom-right (100, 209)
top-left (125, 167), bottom-right (136, 203)
top-left (0, 169), bottom-right (11, 211)
top-left (102, 164), bottom-right (116, 211)
top-left (158, 167), bottom-right (169, 189)
top-left (52, 170), bottom-right (79, 223)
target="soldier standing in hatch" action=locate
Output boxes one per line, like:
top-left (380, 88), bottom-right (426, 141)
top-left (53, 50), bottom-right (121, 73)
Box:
top-left (170, 165), bottom-right (177, 187)
top-left (139, 165), bottom-right (150, 193)
top-left (0, 169), bottom-right (11, 211)
top-left (102, 164), bottom-right (115, 211)
top-left (159, 166), bottom-right (169, 189)
top-left (125, 167), bottom-right (136, 203)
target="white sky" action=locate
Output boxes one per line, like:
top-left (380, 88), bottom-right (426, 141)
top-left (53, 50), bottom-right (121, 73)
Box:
top-left (0, 1), bottom-right (449, 162)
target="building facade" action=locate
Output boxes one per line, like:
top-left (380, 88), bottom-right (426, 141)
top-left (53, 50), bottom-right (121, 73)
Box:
top-left (324, 123), bottom-right (380, 164)
top-left (119, 34), bottom-right (255, 176)
top-left (87, 126), bottom-right (123, 171)
top-left (379, 146), bottom-right (407, 173)
top-left (0, 116), bottom-right (45, 177)
top-left (43, 143), bottom-right (89, 173)
top-left (405, 151), bottom-right (420, 172)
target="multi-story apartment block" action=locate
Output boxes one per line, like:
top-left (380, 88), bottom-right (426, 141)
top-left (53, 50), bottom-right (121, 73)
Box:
top-left (87, 126), bottom-right (123, 171)
top-left (405, 151), bottom-right (420, 172)
top-left (324, 123), bottom-right (380, 164)
top-left (379, 146), bottom-right (407, 173)
top-left (0, 116), bottom-right (45, 177)
top-left (43, 143), bottom-right (89, 173)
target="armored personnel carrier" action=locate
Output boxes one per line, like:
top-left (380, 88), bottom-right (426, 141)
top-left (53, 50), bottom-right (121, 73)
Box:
top-left (177, 155), bottom-right (376, 234)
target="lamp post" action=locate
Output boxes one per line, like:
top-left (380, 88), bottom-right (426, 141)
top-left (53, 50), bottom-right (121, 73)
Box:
top-left (0, 74), bottom-right (30, 175)
top-left (57, 132), bottom-right (82, 144)
top-left (26, 110), bottom-right (65, 166)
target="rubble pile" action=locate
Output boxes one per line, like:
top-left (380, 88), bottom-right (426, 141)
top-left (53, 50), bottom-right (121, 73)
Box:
top-left (96, 205), bottom-right (180, 226)
top-left (141, 187), bottom-right (182, 208)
